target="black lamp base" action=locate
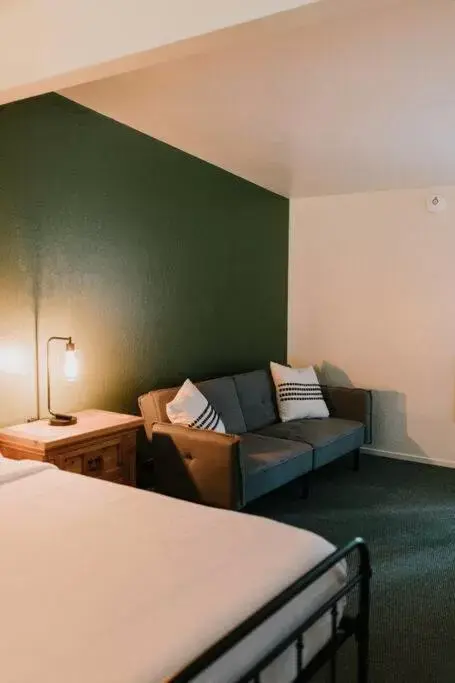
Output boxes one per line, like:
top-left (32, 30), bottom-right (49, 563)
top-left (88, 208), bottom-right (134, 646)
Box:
top-left (49, 415), bottom-right (77, 426)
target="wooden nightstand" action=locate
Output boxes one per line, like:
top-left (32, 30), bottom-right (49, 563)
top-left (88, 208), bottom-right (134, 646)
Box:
top-left (0, 409), bottom-right (143, 486)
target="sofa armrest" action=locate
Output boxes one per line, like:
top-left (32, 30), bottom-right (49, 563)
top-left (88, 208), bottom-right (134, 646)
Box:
top-left (150, 423), bottom-right (243, 509)
top-left (323, 387), bottom-right (373, 444)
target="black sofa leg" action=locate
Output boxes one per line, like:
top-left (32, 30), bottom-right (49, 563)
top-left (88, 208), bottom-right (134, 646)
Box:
top-left (353, 448), bottom-right (361, 472)
top-left (300, 473), bottom-right (311, 499)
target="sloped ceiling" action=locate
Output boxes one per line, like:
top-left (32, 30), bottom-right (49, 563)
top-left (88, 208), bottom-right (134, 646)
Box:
top-left (0, 0), bottom-right (318, 104)
top-left (63, 0), bottom-right (455, 197)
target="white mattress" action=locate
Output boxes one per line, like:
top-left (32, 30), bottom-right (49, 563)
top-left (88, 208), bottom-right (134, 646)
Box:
top-left (0, 457), bottom-right (346, 683)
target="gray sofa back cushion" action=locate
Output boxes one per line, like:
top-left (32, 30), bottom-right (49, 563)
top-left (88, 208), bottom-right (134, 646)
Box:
top-left (197, 377), bottom-right (247, 434)
top-left (139, 376), bottom-right (247, 437)
top-left (233, 369), bottom-right (278, 432)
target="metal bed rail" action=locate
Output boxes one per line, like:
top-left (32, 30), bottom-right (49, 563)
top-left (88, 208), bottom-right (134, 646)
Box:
top-left (170, 537), bottom-right (371, 683)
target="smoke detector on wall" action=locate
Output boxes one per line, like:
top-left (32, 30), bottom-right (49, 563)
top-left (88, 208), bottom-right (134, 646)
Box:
top-left (426, 194), bottom-right (447, 213)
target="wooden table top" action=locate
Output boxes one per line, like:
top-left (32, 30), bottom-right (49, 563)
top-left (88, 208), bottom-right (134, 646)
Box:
top-left (0, 409), bottom-right (143, 452)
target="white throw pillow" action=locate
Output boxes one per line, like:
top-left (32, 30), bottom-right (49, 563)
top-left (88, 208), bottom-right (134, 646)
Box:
top-left (166, 379), bottom-right (226, 433)
top-left (270, 361), bottom-right (329, 422)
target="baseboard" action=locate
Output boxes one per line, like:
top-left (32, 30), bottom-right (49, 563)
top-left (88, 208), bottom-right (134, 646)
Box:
top-left (361, 446), bottom-right (455, 470)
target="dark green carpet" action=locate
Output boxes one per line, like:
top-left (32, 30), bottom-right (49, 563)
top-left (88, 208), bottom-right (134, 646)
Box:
top-left (247, 456), bottom-right (455, 683)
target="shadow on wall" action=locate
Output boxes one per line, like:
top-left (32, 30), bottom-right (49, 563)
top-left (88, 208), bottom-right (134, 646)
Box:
top-left (318, 361), bottom-right (354, 388)
top-left (318, 361), bottom-right (428, 462)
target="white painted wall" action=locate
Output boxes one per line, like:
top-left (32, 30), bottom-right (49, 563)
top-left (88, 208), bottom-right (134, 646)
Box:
top-left (0, 0), bottom-right (315, 104)
top-left (288, 187), bottom-right (455, 468)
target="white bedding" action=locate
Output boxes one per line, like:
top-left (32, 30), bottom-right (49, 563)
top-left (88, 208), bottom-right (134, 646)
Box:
top-left (0, 457), bottom-right (345, 683)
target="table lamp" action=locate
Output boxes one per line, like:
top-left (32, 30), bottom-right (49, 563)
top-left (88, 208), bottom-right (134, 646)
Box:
top-left (47, 336), bottom-right (78, 426)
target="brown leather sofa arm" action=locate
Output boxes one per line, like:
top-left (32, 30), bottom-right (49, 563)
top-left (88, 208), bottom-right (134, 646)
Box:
top-left (323, 386), bottom-right (373, 444)
top-left (150, 423), bottom-right (243, 509)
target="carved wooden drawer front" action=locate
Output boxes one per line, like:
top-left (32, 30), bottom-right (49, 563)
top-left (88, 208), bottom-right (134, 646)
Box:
top-left (84, 451), bottom-right (104, 475)
top-left (55, 434), bottom-right (137, 485)
top-left (83, 443), bottom-right (121, 476)
top-left (60, 454), bottom-right (83, 474)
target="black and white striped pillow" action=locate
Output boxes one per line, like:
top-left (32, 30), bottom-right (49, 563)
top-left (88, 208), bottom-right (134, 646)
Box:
top-left (166, 379), bottom-right (226, 433)
top-left (270, 361), bottom-right (329, 422)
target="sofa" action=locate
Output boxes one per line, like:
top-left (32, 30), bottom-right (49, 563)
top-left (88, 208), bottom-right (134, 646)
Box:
top-left (138, 368), bottom-right (372, 509)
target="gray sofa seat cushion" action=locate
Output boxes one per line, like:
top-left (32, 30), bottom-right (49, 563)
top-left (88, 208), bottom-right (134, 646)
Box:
top-left (197, 377), bottom-right (247, 434)
top-left (257, 418), bottom-right (365, 469)
top-left (233, 369), bottom-right (278, 431)
top-left (257, 417), bottom-right (362, 446)
top-left (239, 433), bottom-right (313, 504)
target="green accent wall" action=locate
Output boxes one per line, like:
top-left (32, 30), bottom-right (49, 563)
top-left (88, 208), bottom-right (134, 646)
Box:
top-left (0, 93), bottom-right (288, 429)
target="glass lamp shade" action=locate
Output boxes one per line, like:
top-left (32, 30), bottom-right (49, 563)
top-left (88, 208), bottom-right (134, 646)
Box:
top-left (64, 345), bottom-right (78, 381)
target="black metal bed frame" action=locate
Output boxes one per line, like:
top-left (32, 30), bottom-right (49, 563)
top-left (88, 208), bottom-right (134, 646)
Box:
top-left (170, 537), bottom-right (371, 683)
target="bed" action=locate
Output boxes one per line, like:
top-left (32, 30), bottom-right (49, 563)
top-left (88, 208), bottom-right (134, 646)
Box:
top-left (0, 457), bottom-right (370, 683)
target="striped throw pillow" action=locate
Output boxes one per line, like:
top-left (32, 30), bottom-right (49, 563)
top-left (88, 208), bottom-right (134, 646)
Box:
top-left (166, 379), bottom-right (226, 433)
top-left (270, 361), bottom-right (329, 422)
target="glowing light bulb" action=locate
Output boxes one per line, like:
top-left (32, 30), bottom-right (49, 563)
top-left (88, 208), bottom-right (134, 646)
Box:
top-left (64, 342), bottom-right (78, 381)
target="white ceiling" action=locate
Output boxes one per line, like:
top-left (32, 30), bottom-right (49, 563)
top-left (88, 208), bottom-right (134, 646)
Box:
top-left (63, 0), bottom-right (455, 198)
top-left (0, 0), bottom-right (317, 104)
